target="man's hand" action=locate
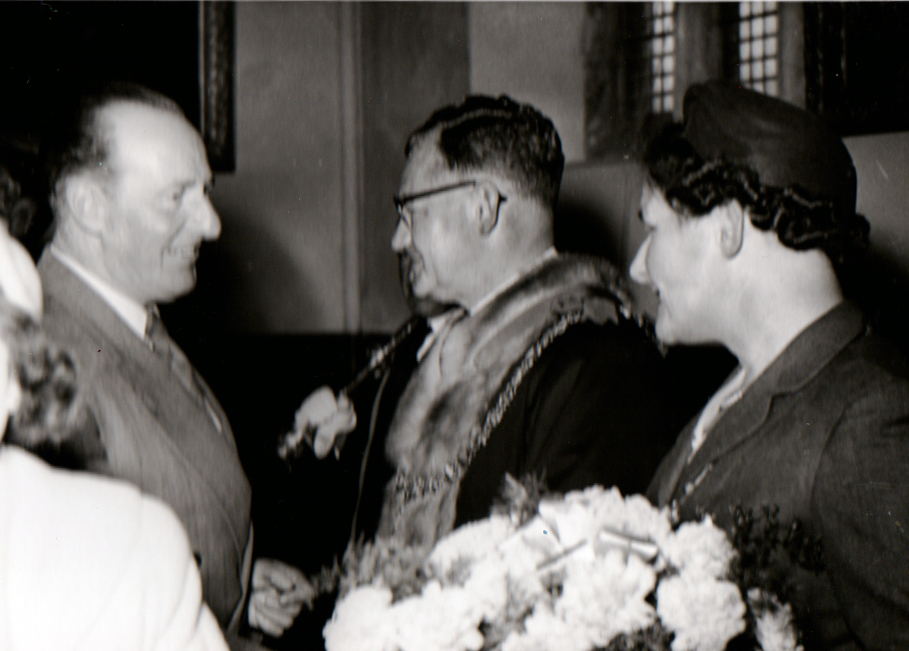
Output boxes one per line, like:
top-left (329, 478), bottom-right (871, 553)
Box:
top-left (290, 386), bottom-right (357, 459)
top-left (247, 558), bottom-right (314, 638)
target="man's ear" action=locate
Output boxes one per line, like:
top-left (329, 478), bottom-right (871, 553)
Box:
top-left (60, 175), bottom-right (108, 235)
top-left (717, 200), bottom-right (745, 258)
top-left (473, 181), bottom-right (501, 236)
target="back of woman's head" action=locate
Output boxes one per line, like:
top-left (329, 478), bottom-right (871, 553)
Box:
top-left (0, 223), bottom-right (103, 469)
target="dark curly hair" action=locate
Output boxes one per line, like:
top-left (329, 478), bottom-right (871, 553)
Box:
top-left (406, 95), bottom-right (565, 208)
top-left (644, 123), bottom-right (870, 267)
top-left (0, 294), bottom-right (103, 469)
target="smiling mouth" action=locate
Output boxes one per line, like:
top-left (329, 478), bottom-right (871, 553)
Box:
top-left (170, 245), bottom-right (200, 260)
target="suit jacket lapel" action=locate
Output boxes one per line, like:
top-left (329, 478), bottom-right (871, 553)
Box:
top-left (38, 253), bottom-right (243, 518)
top-left (648, 417), bottom-right (697, 506)
top-left (663, 302), bottom-right (866, 507)
top-left (673, 375), bottom-right (774, 500)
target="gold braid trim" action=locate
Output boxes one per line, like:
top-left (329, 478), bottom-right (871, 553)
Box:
top-left (393, 308), bottom-right (587, 503)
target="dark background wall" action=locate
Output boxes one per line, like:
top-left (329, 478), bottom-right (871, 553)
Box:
top-left (357, 3), bottom-right (470, 330)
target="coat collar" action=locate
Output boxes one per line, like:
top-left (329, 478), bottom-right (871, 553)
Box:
top-left (37, 251), bottom-right (245, 518)
top-left (670, 301), bottom-right (866, 501)
top-left (387, 253), bottom-right (627, 473)
top-left (38, 250), bottom-right (150, 366)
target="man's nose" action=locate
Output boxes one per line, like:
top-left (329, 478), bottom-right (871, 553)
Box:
top-left (193, 195), bottom-right (222, 241)
top-left (391, 218), bottom-right (410, 252)
top-left (629, 236), bottom-right (651, 285)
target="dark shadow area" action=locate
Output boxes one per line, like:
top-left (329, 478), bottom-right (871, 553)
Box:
top-left (840, 246), bottom-right (909, 359)
top-left (0, 2), bottom-right (201, 149)
top-left (554, 198), bottom-right (622, 263)
top-left (177, 331), bottom-right (388, 650)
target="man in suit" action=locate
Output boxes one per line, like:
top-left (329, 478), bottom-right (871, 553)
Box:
top-left (289, 95), bottom-right (678, 553)
top-left (634, 81), bottom-right (909, 649)
top-left (0, 212), bottom-right (227, 651)
top-left (37, 82), bottom-right (311, 644)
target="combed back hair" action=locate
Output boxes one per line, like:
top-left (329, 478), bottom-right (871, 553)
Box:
top-left (405, 95), bottom-right (565, 208)
top-left (41, 81), bottom-right (184, 202)
top-left (0, 293), bottom-right (103, 470)
top-left (644, 123), bottom-right (870, 267)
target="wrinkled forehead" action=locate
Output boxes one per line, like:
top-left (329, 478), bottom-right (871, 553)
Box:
top-left (399, 136), bottom-right (454, 191)
top-left (100, 101), bottom-right (209, 178)
top-left (639, 178), bottom-right (688, 225)
top-left (640, 177), bottom-right (668, 213)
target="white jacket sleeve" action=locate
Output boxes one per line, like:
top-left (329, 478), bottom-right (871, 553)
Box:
top-left (0, 447), bottom-right (228, 651)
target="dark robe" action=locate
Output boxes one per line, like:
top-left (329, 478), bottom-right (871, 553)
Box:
top-left (347, 255), bottom-right (679, 549)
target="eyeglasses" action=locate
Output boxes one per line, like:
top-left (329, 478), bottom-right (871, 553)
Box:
top-left (393, 180), bottom-right (507, 221)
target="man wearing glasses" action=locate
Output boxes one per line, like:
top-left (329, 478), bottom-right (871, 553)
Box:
top-left (291, 95), bottom-right (676, 553)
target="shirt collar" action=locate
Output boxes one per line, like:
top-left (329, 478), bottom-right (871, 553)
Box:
top-left (749, 300), bottom-right (864, 395)
top-left (49, 245), bottom-right (149, 339)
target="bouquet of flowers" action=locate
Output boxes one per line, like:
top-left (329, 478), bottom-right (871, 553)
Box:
top-left (322, 478), bottom-right (806, 651)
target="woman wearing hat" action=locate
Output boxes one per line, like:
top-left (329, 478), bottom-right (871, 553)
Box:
top-left (635, 81), bottom-right (909, 649)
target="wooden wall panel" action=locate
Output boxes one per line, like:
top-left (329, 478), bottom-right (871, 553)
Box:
top-left (357, 3), bottom-right (470, 332)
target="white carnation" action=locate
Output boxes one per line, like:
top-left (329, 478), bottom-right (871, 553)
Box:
top-left (748, 589), bottom-right (803, 651)
top-left (394, 581), bottom-right (486, 651)
top-left (429, 514), bottom-right (514, 578)
top-left (537, 487), bottom-right (672, 565)
top-left (555, 549), bottom-right (657, 646)
top-left (656, 574), bottom-right (746, 651)
top-left (502, 603), bottom-right (592, 651)
top-left (461, 554), bottom-right (510, 620)
top-left (660, 516), bottom-right (736, 579)
top-left (324, 586), bottom-right (397, 651)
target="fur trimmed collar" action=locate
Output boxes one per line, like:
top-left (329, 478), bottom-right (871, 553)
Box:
top-left (378, 254), bottom-right (629, 547)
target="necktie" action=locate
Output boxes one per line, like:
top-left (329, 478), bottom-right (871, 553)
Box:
top-left (145, 308), bottom-right (223, 434)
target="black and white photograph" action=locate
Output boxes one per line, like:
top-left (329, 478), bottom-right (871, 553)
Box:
top-left (0, 2), bottom-right (907, 650)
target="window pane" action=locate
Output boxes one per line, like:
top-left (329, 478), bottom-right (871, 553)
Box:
top-left (653, 37), bottom-right (664, 56)
top-left (732, 2), bottom-right (781, 96)
top-left (740, 42), bottom-right (751, 60)
top-left (740, 21), bottom-right (751, 39)
top-left (644, 2), bottom-right (677, 115)
top-left (753, 38), bottom-right (764, 59)
top-left (752, 17), bottom-right (764, 38)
